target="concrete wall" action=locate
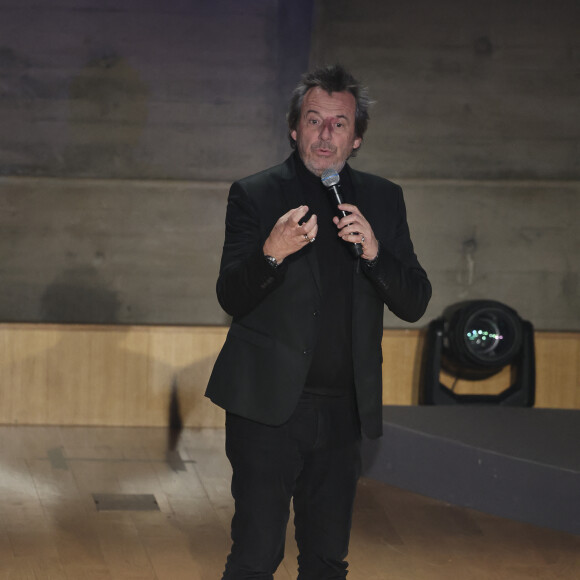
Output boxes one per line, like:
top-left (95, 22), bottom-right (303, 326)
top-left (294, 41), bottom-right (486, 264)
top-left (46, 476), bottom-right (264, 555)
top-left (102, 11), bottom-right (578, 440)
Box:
top-left (0, 0), bottom-right (313, 180)
top-left (0, 0), bottom-right (578, 330)
top-left (311, 0), bottom-right (580, 181)
top-left (310, 0), bottom-right (580, 330)
top-left (0, 0), bottom-right (313, 326)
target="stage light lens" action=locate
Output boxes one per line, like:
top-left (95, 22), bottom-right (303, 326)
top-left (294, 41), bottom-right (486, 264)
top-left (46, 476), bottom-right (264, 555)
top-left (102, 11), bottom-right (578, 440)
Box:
top-left (465, 316), bottom-right (503, 354)
top-left (460, 305), bottom-right (521, 367)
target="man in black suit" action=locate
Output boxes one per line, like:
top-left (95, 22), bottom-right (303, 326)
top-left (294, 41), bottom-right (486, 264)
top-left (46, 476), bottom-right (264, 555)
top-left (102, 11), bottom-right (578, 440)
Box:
top-left (206, 64), bottom-right (431, 579)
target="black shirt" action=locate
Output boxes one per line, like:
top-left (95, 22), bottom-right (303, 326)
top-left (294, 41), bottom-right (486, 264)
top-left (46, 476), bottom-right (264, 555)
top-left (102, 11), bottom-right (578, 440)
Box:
top-left (294, 153), bottom-right (355, 396)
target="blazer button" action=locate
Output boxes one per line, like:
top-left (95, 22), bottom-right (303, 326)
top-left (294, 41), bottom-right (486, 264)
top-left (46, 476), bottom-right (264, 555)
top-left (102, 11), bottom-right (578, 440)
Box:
top-left (313, 310), bottom-right (319, 317)
top-left (303, 348), bottom-right (312, 355)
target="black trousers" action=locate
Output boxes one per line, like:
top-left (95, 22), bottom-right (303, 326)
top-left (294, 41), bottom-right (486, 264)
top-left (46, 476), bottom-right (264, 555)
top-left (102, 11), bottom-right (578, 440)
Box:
top-left (222, 392), bottom-right (362, 580)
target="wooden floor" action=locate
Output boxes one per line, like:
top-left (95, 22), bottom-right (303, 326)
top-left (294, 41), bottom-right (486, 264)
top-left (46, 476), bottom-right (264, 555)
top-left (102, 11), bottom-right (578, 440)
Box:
top-left (0, 426), bottom-right (578, 579)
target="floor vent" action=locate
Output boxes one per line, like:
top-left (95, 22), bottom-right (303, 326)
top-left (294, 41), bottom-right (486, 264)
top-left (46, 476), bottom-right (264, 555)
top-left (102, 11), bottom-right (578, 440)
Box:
top-left (92, 493), bottom-right (160, 511)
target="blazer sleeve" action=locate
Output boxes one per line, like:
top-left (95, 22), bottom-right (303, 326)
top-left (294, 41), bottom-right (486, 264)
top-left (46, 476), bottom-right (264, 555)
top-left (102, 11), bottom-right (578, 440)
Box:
top-left (216, 180), bottom-right (288, 318)
top-left (361, 184), bottom-right (431, 322)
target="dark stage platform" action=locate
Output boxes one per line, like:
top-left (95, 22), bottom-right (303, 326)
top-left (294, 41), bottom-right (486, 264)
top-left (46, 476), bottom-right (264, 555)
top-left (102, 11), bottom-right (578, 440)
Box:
top-left (362, 406), bottom-right (580, 535)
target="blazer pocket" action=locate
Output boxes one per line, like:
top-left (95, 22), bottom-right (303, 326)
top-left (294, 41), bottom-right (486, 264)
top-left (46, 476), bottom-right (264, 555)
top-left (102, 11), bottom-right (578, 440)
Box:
top-left (228, 323), bottom-right (274, 349)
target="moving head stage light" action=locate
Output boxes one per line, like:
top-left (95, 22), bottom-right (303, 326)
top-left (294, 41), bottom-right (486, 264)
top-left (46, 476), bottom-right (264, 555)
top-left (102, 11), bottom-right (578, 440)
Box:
top-left (420, 300), bottom-right (535, 406)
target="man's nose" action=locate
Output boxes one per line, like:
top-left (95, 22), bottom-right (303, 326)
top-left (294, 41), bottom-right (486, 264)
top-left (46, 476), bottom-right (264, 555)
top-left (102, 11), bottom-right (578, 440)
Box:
top-left (319, 119), bottom-right (333, 140)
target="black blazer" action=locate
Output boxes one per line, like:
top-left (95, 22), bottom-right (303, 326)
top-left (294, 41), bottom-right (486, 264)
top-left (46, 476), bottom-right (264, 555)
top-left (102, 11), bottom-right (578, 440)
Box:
top-left (206, 155), bottom-right (431, 438)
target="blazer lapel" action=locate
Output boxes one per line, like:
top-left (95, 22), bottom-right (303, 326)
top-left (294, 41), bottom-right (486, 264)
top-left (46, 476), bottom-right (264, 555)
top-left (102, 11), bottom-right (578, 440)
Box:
top-left (346, 164), bottom-right (371, 283)
top-left (345, 164), bottom-right (368, 218)
top-left (279, 156), bottom-right (323, 297)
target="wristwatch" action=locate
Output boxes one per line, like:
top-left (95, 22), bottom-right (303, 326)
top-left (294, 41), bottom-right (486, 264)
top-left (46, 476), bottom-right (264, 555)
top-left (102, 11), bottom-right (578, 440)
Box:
top-left (263, 255), bottom-right (279, 269)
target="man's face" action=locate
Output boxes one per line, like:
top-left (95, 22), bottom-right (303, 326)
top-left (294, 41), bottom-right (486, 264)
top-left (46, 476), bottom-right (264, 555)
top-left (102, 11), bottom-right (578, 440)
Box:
top-left (291, 87), bottom-right (362, 177)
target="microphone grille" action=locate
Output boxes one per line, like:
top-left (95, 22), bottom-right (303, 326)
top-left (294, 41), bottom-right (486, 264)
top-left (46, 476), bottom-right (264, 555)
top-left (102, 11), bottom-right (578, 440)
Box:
top-left (321, 169), bottom-right (340, 187)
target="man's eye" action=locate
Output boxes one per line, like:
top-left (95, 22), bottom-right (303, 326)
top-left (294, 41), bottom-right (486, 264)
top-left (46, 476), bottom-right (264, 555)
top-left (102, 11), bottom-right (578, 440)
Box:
top-left (309, 119), bottom-right (319, 125)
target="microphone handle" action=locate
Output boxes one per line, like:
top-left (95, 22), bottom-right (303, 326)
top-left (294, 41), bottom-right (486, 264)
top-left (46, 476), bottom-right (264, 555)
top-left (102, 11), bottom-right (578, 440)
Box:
top-left (330, 185), bottom-right (364, 258)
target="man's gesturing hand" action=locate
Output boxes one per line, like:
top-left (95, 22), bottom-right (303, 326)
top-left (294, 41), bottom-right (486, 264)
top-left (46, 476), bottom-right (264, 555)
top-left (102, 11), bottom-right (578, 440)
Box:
top-left (263, 206), bottom-right (318, 264)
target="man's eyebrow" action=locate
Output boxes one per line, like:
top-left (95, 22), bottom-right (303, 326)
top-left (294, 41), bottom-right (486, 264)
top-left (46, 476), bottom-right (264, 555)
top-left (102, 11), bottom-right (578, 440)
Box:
top-left (305, 109), bottom-right (350, 120)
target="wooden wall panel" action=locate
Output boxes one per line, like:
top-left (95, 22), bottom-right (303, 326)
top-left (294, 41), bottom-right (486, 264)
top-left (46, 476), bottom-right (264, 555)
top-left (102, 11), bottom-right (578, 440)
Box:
top-left (0, 324), bottom-right (577, 427)
top-left (534, 332), bottom-right (580, 409)
top-left (381, 330), bottom-right (426, 406)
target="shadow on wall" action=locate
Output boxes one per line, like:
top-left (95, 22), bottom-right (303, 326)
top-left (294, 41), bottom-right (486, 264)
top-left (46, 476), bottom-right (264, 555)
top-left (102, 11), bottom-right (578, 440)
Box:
top-left (35, 265), bottom-right (223, 434)
top-left (40, 265), bottom-right (121, 324)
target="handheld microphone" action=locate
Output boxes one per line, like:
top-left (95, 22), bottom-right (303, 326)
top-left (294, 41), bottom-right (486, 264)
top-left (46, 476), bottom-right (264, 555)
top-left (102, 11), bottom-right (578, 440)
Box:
top-left (321, 169), bottom-right (364, 258)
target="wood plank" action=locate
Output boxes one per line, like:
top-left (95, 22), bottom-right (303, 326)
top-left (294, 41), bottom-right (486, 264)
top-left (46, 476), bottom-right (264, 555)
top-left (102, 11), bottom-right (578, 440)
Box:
top-left (0, 324), bottom-right (578, 428)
